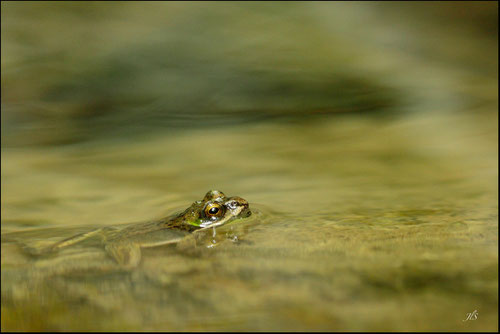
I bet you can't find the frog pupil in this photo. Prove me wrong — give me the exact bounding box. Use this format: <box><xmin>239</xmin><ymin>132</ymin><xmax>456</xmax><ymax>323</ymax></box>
<box><xmin>209</xmin><ymin>207</ymin><xmax>219</xmax><ymax>215</ymax></box>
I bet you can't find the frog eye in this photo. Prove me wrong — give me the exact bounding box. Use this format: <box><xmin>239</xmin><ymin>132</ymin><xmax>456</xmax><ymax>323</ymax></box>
<box><xmin>203</xmin><ymin>190</ymin><xmax>226</xmax><ymax>201</ymax></box>
<box><xmin>205</xmin><ymin>203</ymin><xmax>224</xmax><ymax>218</ymax></box>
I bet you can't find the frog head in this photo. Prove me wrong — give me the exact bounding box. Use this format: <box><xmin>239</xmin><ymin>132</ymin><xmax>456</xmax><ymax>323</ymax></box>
<box><xmin>181</xmin><ymin>190</ymin><xmax>251</xmax><ymax>230</ymax></box>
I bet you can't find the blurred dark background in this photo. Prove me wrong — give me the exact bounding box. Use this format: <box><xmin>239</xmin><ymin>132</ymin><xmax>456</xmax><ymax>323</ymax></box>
<box><xmin>2</xmin><ymin>1</ymin><xmax>497</xmax><ymax>146</ymax></box>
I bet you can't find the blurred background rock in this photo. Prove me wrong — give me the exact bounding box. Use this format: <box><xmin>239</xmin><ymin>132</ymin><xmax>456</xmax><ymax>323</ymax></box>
<box><xmin>2</xmin><ymin>1</ymin><xmax>496</xmax><ymax>146</ymax></box>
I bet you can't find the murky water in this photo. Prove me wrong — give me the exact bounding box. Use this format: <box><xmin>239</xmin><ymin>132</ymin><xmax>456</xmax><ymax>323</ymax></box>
<box><xmin>1</xmin><ymin>2</ymin><xmax>498</xmax><ymax>331</ymax></box>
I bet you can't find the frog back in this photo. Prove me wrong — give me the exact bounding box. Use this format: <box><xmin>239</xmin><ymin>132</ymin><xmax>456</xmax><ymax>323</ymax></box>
<box><xmin>104</xmin><ymin>220</ymin><xmax>190</xmax><ymax>247</ymax></box>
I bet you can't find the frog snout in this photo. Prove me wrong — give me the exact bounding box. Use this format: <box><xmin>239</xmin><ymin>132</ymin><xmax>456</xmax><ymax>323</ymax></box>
<box><xmin>233</xmin><ymin>197</ymin><xmax>249</xmax><ymax>208</ymax></box>
<box><xmin>239</xmin><ymin>199</ymin><xmax>251</xmax><ymax>217</ymax></box>
<box><xmin>229</xmin><ymin>196</ymin><xmax>251</xmax><ymax>216</ymax></box>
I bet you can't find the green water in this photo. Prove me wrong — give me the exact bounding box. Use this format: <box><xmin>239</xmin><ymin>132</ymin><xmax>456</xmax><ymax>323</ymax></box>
<box><xmin>1</xmin><ymin>2</ymin><xmax>498</xmax><ymax>331</ymax></box>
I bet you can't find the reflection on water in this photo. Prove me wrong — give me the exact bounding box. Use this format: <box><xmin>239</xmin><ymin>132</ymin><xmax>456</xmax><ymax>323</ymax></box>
<box><xmin>1</xmin><ymin>2</ymin><xmax>498</xmax><ymax>331</ymax></box>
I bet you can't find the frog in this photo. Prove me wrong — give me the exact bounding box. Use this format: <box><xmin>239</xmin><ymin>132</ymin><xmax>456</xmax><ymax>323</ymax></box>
<box><xmin>26</xmin><ymin>190</ymin><xmax>251</xmax><ymax>268</ymax></box>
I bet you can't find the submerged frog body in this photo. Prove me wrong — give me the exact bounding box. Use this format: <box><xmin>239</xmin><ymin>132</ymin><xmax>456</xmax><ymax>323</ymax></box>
<box><xmin>33</xmin><ymin>190</ymin><xmax>251</xmax><ymax>268</ymax></box>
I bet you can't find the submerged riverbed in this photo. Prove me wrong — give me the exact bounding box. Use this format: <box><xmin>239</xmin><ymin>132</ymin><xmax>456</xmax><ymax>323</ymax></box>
<box><xmin>1</xmin><ymin>2</ymin><xmax>498</xmax><ymax>331</ymax></box>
